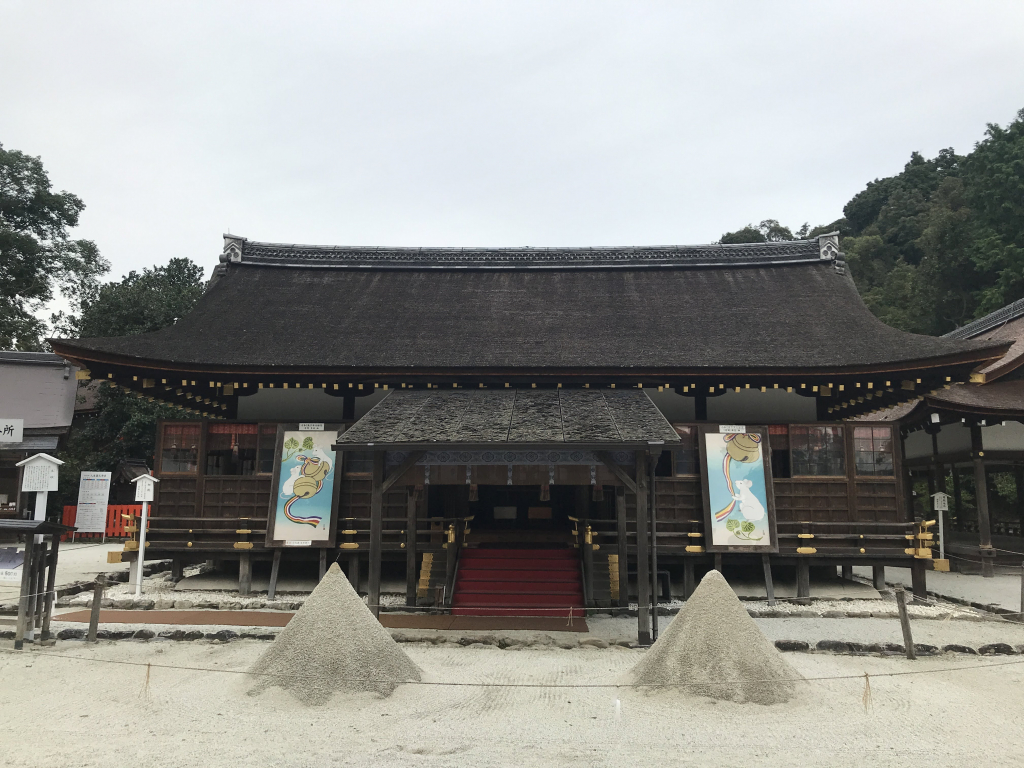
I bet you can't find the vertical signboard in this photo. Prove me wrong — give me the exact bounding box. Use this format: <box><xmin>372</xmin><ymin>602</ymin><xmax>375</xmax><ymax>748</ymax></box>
<box><xmin>699</xmin><ymin>425</ymin><xmax>778</xmax><ymax>552</ymax></box>
<box><xmin>265</xmin><ymin>424</ymin><xmax>341</xmax><ymax>547</ymax></box>
<box><xmin>74</xmin><ymin>472</ymin><xmax>112</xmax><ymax>534</ymax></box>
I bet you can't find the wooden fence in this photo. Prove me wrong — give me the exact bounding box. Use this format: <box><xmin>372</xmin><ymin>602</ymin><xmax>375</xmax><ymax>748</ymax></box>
<box><xmin>61</xmin><ymin>505</ymin><xmax>141</xmax><ymax>541</ymax></box>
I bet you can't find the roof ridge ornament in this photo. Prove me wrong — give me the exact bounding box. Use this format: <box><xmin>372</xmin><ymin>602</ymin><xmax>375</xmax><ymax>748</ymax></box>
<box><xmin>818</xmin><ymin>232</ymin><xmax>846</xmax><ymax>275</ymax></box>
<box><xmin>221</xmin><ymin>234</ymin><xmax>246</xmax><ymax>264</ymax></box>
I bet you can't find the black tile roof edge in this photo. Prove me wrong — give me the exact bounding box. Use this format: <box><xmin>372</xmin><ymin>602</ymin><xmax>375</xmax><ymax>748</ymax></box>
<box><xmin>220</xmin><ymin>234</ymin><xmax>837</xmax><ymax>270</ymax></box>
<box><xmin>944</xmin><ymin>297</ymin><xmax>1024</xmax><ymax>339</ymax></box>
<box><xmin>0</xmin><ymin>351</ymin><xmax>68</xmax><ymax>365</ymax></box>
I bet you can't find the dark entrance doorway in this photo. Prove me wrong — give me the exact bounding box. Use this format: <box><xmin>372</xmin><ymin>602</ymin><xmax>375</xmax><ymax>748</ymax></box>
<box><xmin>469</xmin><ymin>485</ymin><xmax>577</xmax><ymax>533</ymax></box>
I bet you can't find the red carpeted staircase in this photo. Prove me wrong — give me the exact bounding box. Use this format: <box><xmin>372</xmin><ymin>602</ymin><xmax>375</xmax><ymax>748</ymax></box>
<box><xmin>451</xmin><ymin>548</ymin><xmax>585</xmax><ymax>617</ymax></box>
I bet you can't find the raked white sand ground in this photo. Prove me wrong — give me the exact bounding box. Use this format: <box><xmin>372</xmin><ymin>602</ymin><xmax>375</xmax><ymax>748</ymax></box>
<box><xmin>1</xmin><ymin>640</ymin><xmax>1022</xmax><ymax>768</ymax></box>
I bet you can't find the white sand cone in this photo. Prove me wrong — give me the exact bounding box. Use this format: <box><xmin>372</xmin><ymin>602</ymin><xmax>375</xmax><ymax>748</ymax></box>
<box><xmin>249</xmin><ymin>562</ymin><xmax>421</xmax><ymax>704</ymax></box>
<box><xmin>626</xmin><ymin>569</ymin><xmax>799</xmax><ymax>704</ymax></box>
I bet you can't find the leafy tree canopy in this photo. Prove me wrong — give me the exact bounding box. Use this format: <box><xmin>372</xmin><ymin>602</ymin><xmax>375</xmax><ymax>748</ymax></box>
<box><xmin>56</xmin><ymin>258</ymin><xmax>206</xmax><ymax>502</ymax></box>
<box><xmin>719</xmin><ymin>107</ymin><xmax>1024</xmax><ymax>335</ymax></box>
<box><xmin>0</xmin><ymin>142</ymin><xmax>108</xmax><ymax>350</ymax></box>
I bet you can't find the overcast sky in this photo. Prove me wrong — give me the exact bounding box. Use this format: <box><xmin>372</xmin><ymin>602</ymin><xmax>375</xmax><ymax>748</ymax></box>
<box><xmin>3</xmin><ymin>1</ymin><xmax>1024</xmax><ymax>292</ymax></box>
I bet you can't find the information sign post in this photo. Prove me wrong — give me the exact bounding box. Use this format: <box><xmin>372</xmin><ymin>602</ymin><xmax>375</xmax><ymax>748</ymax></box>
<box><xmin>15</xmin><ymin>453</ymin><xmax>63</xmax><ymax>543</ymax></box>
<box><xmin>74</xmin><ymin>472</ymin><xmax>112</xmax><ymax>542</ymax></box>
<box><xmin>130</xmin><ymin>474</ymin><xmax>159</xmax><ymax>597</ymax></box>
<box><xmin>932</xmin><ymin>492</ymin><xmax>950</xmax><ymax>563</ymax></box>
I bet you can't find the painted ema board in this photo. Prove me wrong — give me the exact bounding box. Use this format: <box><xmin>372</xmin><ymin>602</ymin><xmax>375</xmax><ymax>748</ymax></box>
<box><xmin>700</xmin><ymin>428</ymin><xmax>777</xmax><ymax>552</ymax></box>
<box><xmin>270</xmin><ymin>430</ymin><xmax>337</xmax><ymax>543</ymax></box>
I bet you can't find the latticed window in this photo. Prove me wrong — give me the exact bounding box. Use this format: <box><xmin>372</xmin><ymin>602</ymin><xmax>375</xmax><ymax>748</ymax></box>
<box><xmin>790</xmin><ymin>425</ymin><xmax>846</xmax><ymax>476</ymax></box>
<box><xmin>205</xmin><ymin>423</ymin><xmax>259</xmax><ymax>476</ymax></box>
<box><xmin>160</xmin><ymin>423</ymin><xmax>200</xmax><ymax>474</ymax></box>
<box><xmin>258</xmin><ymin>424</ymin><xmax>278</xmax><ymax>474</ymax></box>
<box><xmin>853</xmin><ymin>426</ymin><xmax>894</xmax><ymax>476</ymax></box>
<box><xmin>672</xmin><ymin>425</ymin><xmax>698</xmax><ymax>476</ymax></box>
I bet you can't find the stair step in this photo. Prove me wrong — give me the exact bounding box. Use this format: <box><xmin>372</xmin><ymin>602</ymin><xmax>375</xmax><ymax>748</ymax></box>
<box><xmin>451</xmin><ymin>608</ymin><xmax>584</xmax><ymax>617</ymax></box>
<box><xmin>456</xmin><ymin>569</ymin><xmax>580</xmax><ymax>582</ymax></box>
<box><xmin>457</xmin><ymin>559</ymin><xmax>580</xmax><ymax>571</ymax></box>
<box><xmin>455</xmin><ymin>582</ymin><xmax>584</xmax><ymax>595</ymax></box>
<box><xmin>452</xmin><ymin>593</ymin><xmax>584</xmax><ymax>607</ymax></box>
<box><xmin>461</xmin><ymin>548</ymin><xmax>577</xmax><ymax>560</ymax></box>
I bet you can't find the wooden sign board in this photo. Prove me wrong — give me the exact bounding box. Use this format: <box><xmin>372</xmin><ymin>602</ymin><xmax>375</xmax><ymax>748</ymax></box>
<box><xmin>265</xmin><ymin>423</ymin><xmax>343</xmax><ymax>548</ymax></box>
<box><xmin>698</xmin><ymin>425</ymin><xmax>778</xmax><ymax>553</ymax></box>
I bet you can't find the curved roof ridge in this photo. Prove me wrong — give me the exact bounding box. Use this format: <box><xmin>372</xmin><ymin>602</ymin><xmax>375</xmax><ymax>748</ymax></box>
<box><xmin>220</xmin><ymin>234</ymin><xmax>832</xmax><ymax>270</ymax></box>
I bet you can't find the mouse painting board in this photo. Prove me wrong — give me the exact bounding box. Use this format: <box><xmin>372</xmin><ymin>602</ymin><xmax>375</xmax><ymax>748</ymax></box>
<box><xmin>698</xmin><ymin>425</ymin><xmax>778</xmax><ymax>553</ymax></box>
<box><xmin>265</xmin><ymin>423</ymin><xmax>343</xmax><ymax>547</ymax></box>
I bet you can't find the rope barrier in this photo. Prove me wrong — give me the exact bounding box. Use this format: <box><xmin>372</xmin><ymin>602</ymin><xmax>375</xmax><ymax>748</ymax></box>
<box><xmin>3</xmin><ymin>646</ymin><xmax>1024</xmax><ymax>689</ymax></box>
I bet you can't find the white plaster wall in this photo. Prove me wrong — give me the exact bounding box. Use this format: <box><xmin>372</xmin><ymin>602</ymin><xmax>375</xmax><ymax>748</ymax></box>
<box><xmin>983</xmin><ymin>420</ymin><xmax>1024</xmax><ymax>451</ymax></box>
<box><xmin>706</xmin><ymin>389</ymin><xmax>817</xmax><ymax>424</ymax></box>
<box><xmin>903</xmin><ymin>429</ymin><xmax>932</xmax><ymax>460</ymax></box>
<box><xmin>937</xmin><ymin>423</ymin><xmax>973</xmax><ymax>455</ymax></box>
<box><xmin>235</xmin><ymin>388</ymin><xmax>387</xmax><ymax>421</ymax></box>
<box><xmin>0</xmin><ymin>360</ymin><xmax>77</xmax><ymax>428</ymax></box>
<box><xmin>645</xmin><ymin>389</ymin><xmax>696</xmax><ymax>423</ymax></box>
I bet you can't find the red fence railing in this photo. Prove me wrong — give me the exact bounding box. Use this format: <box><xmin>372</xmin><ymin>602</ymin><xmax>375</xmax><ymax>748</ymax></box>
<box><xmin>61</xmin><ymin>505</ymin><xmax>142</xmax><ymax>541</ymax></box>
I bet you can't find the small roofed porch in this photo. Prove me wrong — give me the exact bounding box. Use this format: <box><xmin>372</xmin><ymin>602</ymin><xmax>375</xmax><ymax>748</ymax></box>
<box><xmin>335</xmin><ymin>387</ymin><xmax>679</xmax><ymax>643</ymax></box>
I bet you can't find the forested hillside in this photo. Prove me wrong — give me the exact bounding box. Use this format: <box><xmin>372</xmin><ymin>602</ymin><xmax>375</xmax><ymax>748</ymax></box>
<box><xmin>722</xmin><ymin>108</ymin><xmax>1024</xmax><ymax>336</ymax></box>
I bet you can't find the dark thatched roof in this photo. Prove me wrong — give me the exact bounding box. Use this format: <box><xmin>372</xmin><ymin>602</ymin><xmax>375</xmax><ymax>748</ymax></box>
<box><xmin>337</xmin><ymin>388</ymin><xmax>681</xmax><ymax>446</ymax></box>
<box><xmin>50</xmin><ymin>234</ymin><xmax>1006</xmax><ymax>376</ymax></box>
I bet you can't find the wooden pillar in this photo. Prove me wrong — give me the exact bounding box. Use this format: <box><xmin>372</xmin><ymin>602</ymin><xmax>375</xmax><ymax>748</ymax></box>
<box><xmin>238</xmin><ymin>552</ymin><xmax>252</xmax><ymax>596</ymax></box>
<box><xmin>318</xmin><ymin>548</ymin><xmax>327</xmax><ymax>581</ymax></box>
<box><xmin>406</xmin><ymin>489</ymin><xmax>418</xmax><ymax>606</ymax></box>
<box><xmin>40</xmin><ymin>535</ymin><xmax>60</xmax><ymax>641</ymax></box>
<box><xmin>762</xmin><ymin>554</ymin><xmax>775</xmax><ymax>606</ymax></box>
<box><xmin>952</xmin><ymin>466</ymin><xmax>963</xmax><ymax>526</ymax></box>
<box><xmin>342</xmin><ymin>395</ymin><xmax>356</xmax><ymax>421</ymax></box>
<box><xmin>683</xmin><ymin>559</ymin><xmax>695</xmax><ymax>600</ymax></box>
<box><xmin>615</xmin><ymin>487</ymin><xmax>629</xmax><ymax>607</ymax></box>
<box><xmin>911</xmin><ymin>559</ymin><xmax>927</xmax><ymax>603</ymax></box>
<box><xmin>796</xmin><ymin>559</ymin><xmax>810</xmax><ymax>604</ymax></box>
<box><xmin>841</xmin><ymin>565</ymin><xmax>853</xmax><ymax>582</ymax></box>
<box><xmin>14</xmin><ymin>537</ymin><xmax>35</xmax><ymax>649</ymax></box>
<box><xmin>583</xmin><ymin>524</ymin><xmax>595</xmax><ymax>607</ymax></box>
<box><xmin>347</xmin><ymin>552</ymin><xmax>361</xmax><ymax>594</ymax></box>
<box><xmin>694</xmin><ymin>394</ymin><xmax>708</xmax><ymax>421</ymax></box>
<box><xmin>267</xmin><ymin>549</ymin><xmax>282</xmax><ymax>599</ymax></box>
<box><xmin>1015</xmin><ymin>466</ymin><xmax>1024</xmax><ymax>540</ymax></box>
<box><xmin>171</xmin><ymin>558</ymin><xmax>183</xmax><ymax>580</ymax></box>
<box><xmin>970</xmin><ymin>423</ymin><xmax>995</xmax><ymax>578</ymax></box>
<box><xmin>649</xmin><ymin>450</ymin><xmax>660</xmax><ymax>640</ymax></box>
<box><xmin>634</xmin><ymin>452</ymin><xmax>651</xmax><ymax>645</ymax></box>
<box><xmin>368</xmin><ymin>451</ymin><xmax>384</xmax><ymax>617</ymax></box>
<box><xmin>30</xmin><ymin>540</ymin><xmax>45</xmax><ymax>632</ymax></box>
<box><xmin>872</xmin><ymin>565</ymin><xmax>886</xmax><ymax>591</ymax></box>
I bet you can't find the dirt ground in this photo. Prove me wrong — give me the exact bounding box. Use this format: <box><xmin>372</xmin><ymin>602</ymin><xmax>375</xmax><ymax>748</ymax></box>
<box><xmin>1</xmin><ymin>640</ymin><xmax>1022</xmax><ymax>767</ymax></box>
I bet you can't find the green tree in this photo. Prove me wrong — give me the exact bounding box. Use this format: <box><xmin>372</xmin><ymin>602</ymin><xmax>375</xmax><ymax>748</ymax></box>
<box><xmin>53</xmin><ymin>257</ymin><xmax>205</xmax><ymax>338</ymax></box>
<box><xmin>0</xmin><ymin>142</ymin><xmax>108</xmax><ymax>350</ymax></box>
<box><xmin>56</xmin><ymin>258</ymin><xmax>206</xmax><ymax>503</ymax></box>
<box><xmin>720</xmin><ymin>219</ymin><xmax>796</xmax><ymax>244</ymax></box>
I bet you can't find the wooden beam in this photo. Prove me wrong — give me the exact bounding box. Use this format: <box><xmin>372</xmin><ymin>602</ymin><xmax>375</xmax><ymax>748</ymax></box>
<box><xmin>382</xmin><ymin>451</ymin><xmax>425</xmax><ymax>495</ymax></box>
<box><xmin>368</xmin><ymin>451</ymin><xmax>384</xmax><ymax>617</ymax></box>
<box><xmin>14</xmin><ymin>538</ymin><xmax>35</xmax><ymax>650</ymax></box>
<box><xmin>597</xmin><ymin>451</ymin><xmax>637</xmax><ymax>495</ymax></box>
<box><xmin>40</xmin><ymin>535</ymin><xmax>60</xmax><ymax>641</ymax></box>
<box><xmin>615</xmin><ymin>487</ymin><xmax>629</xmax><ymax>608</ymax></box>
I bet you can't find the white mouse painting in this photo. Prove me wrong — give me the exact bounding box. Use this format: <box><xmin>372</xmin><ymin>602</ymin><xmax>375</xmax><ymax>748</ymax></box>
<box><xmin>731</xmin><ymin>478</ymin><xmax>765</xmax><ymax>521</ymax></box>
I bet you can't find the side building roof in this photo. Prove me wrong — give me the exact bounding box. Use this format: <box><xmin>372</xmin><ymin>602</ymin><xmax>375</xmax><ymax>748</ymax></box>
<box><xmin>944</xmin><ymin>298</ymin><xmax>1024</xmax><ymax>383</ymax></box>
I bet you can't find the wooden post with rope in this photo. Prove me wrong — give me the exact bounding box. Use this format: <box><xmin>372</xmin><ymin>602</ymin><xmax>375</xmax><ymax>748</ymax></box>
<box><xmin>895</xmin><ymin>586</ymin><xmax>916</xmax><ymax>660</ymax></box>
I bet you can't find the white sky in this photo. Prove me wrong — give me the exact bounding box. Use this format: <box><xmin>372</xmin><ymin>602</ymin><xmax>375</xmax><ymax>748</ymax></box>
<box><xmin>2</xmin><ymin>1</ymin><xmax>1024</xmax><ymax>294</ymax></box>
